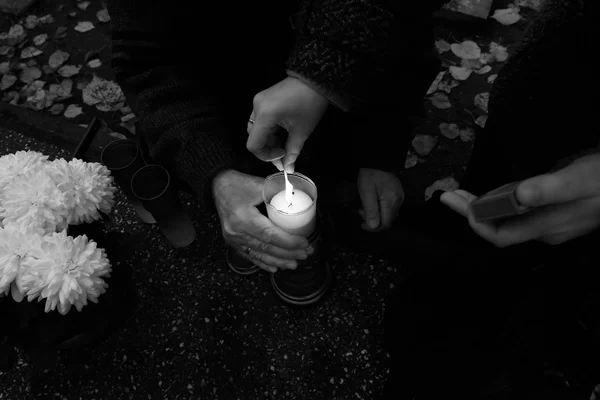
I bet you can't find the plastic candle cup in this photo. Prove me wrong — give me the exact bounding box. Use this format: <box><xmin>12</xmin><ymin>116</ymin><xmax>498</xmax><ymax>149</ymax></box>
<box><xmin>263</xmin><ymin>172</ymin><xmax>317</xmax><ymax>237</ymax></box>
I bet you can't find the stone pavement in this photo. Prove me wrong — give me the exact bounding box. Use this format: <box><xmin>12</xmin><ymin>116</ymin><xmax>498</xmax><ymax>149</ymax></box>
<box><xmin>0</xmin><ymin>125</ymin><xmax>401</xmax><ymax>400</ymax></box>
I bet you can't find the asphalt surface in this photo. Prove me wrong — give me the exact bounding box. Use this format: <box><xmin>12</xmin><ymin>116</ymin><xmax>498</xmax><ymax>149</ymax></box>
<box><xmin>0</xmin><ymin>126</ymin><xmax>400</xmax><ymax>400</ymax></box>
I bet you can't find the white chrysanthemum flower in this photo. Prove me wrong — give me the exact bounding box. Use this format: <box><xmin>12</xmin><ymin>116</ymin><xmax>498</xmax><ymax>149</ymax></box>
<box><xmin>0</xmin><ymin>225</ymin><xmax>45</xmax><ymax>298</ymax></box>
<box><xmin>0</xmin><ymin>169</ymin><xmax>69</xmax><ymax>235</ymax></box>
<box><xmin>48</xmin><ymin>158</ymin><xmax>115</xmax><ymax>225</ymax></box>
<box><xmin>0</xmin><ymin>150</ymin><xmax>49</xmax><ymax>193</ymax></box>
<box><xmin>17</xmin><ymin>230</ymin><xmax>112</xmax><ymax>315</ymax></box>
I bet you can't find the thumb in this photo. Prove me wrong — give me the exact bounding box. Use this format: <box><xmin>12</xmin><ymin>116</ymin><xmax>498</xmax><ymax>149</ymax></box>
<box><xmin>246</xmin><ymin>117</ymin><xmax>285</xmax><ymax>162</ymax></box>
<box><xmin>282</xmin><ymin>127</ymin><xmax>309</xmax><ymax>173</ymax></box>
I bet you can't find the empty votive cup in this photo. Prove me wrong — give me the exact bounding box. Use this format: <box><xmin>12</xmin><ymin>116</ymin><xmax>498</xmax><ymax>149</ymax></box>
<box><xmin>131</xmin><ymin>165</ymin><xmax>196</xmax><ymax>248</ymax></box>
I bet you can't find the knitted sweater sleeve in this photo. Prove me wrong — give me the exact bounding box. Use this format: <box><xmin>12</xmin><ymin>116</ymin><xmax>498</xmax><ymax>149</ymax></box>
<box><xmin>106</xmin><ymin>1</ymin><xmax>240</xmax><ymax>209</ymax></box>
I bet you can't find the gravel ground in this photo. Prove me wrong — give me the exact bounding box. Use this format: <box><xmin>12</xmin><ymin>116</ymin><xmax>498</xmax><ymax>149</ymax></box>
<box><xmin>0</xmin><ymin>126</ymin><xmax>400</xmax><ymax>400</ymax></box>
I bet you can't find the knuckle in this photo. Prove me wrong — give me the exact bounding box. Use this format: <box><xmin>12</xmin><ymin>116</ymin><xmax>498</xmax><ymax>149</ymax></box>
<box><xmin>252</xmin><ymin>92</ymin><xmax>266</xmax><ymax>110</ymax></box>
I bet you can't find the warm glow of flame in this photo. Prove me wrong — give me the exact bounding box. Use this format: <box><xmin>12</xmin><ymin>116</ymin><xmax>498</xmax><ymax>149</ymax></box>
<box><xmin>284</xmin><ymin>170</ymin><xmax>293</xmax><ymax>206</ymax></box>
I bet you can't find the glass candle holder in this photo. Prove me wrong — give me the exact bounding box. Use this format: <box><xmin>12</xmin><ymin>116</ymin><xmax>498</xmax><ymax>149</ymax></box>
<box><xmin>263</xmin><ymin>172</ymin><xmax>318</xmax><ymax>237</ymax></box>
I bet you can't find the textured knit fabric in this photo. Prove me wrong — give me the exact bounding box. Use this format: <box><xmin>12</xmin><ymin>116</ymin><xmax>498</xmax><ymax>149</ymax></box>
<box><xmin>106</xmin><ymin>0</ymin><xmax>445</xmax><ymax>208</ymax></box>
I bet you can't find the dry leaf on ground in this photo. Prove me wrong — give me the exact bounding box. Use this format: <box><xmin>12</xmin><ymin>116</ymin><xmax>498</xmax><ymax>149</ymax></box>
<box><xmin>24</xmin><ymin>15</ymin><xmax>38</xmax><ymax>29</ymax></box>
<box><xmin>33</xmin><ymin>34</ymin><xmax>48</xmax><ymax>46</ymax></box>
<box><xmin>0</xmin><ymin>46</ymin><xmax>12</xmax><ymax>56</ymax></box>
<box><xmin>451</xmin><ymin>40</ymin><xmax>481</xmax><ymax>60</ymax></box>
<box><xmin>489</xmin><ymin>42</ymin><xmax>509</xmax><ymax>62</ymax></box>
<box><xmin>121</xmin><ymin>113</ymin><xmax>136</xmax><ymax>123</ymax></box>
<box><xmin>38</xmin><ymin>15</ymin><xmax>54</xmax><ymax>24</ymax></box>
<box><xmin>20</xmin><ymin>47</ymin><xmax>42</xmax><ymax>59</ymax></box>
<box><xmin>424</xmin><ymin>177</ymin><xmax>460</xmax><ymax>201</ymax></box>
<box><xmin>475</xmin><ymin>114</ymin><xmax>488</xmax><ymax>128</ymax></box>
<box><xmin>109</xmin><ymin>132</ymin><xmax>127</xmax><ymax>140</ymax></box>
<box><xmin>0</xmin><ymin>74</ymin><xmax>17</xmax><ymax>90</ymax></box>
<box><xmin>19</xmin><ymin>67</ymin><xmax>42</xmax><ymax>83</ymax></box>
<box><xmin>491</xmin><ymin>8</ymin><xmax>521</xmax><ymax>25</ymax></box>
<box><xmin>54</xmin><ymin>26</ymin><xmax>68</xmax><ymax>41</ymax></box>
<box><xmin>474</xmin><ymin>92</ymin><xmax>490</xmax><ymax>112</ymax></box>
<box><xmin>48</xmin><ymin>103</ymin><xmax>65</xmax><ymax>115</ymax></box>
<box><xmin>82</xmin><ymin>75</ymin><xmax>126</xmax><ymax>111</ymax></box>
<box><xmin>404</xmin><ymin>153</ymin><xmax>421</xmax><ymax>169</ymax></box>
<box><xmin>439</xmin><ymin>122</ymin><xmax>460</xmax><ymax>139</ymax></box>
<box><xmin>449</xmin><ymin>66</ymin><xmax>472</xmax><ymax>81</ymax></box>
<box><xmin>87</xmin><ymin>59</ymin><xmax>102</xmax><ymax>68</ymax></box>
<box><xmin>49</xmin><ymin>79</ymin><xmax>73</xmax><ymax>100</ymax></box>
<box><xmin>77</xmin><ymin>1</ymin><xmax>91</xmax><ymax>10</ymax></box>
<box><xmin>58</xmin><ymin>65</ymin><xmax>81</xmax><ymax>77</ymax></box>
<box><xmin>487</xmin><ymin>74</ymin><xmax>498</xmax><ymax>84</ymax></box>
<box><xmin>412</xmin><ymin>134</ymin><xmax>438</xmax><ymax>156</ymax></box>
<box><xmin>438</xmin><ymin>79</ymin><xmax>460</xmax><ymax>94</ymax></box>
<box><xmin>459</xmin><ymin>127</ymin><xmax>476</xmax><ymax>142</ymax></box>
<box><xmin>96</xmin><ymin>9</ymin><xmax>111</xmax><ymax>22</ymax></box>
<box><xmin>119</xmin><ymin>106</ymin><xmax>132</xmax><ymax>114</ymax></box>
<box><xmin>430</xmin><ymin>92</ymin><xmax>452</xmax><ymax>109</ymax></box>
<box><xmin>461</xmin><ymin>58</ymin><xmax>486</xmax><ymax>70</ymax></box>
<box><xmin>74</xmin><ymin>21</ymin><xmax>95</xmax><ymax>33</ymax></box>
<box><xmin>435</xmin><ymin>39</ymin><xmax>451</xmax><ymax>53</ymax></box>
<box><xmin>427</xmin><ymin>71</ymin><xmax>446</xmax><ymax>95</ymax></box>
<box><xmin>48</xmin><ymin>50</ymin><xmax>70</xmax><ymax>69</ymax></box>
<box><xmin>0</xmin><ymin>61</ymin><xmax>10</xmax><ymax>74</ymax></box>
<box><xmin>64</xmin><ymin>104</ymin><xmax>83</xmax><ymax>118</ymax></box>
<box><xmin>6</xmin><ymin>25</ymin><xmax>26</xmax><ymax>46</ymax></box>
<box><xmin>516</xmin><ymin>0</ymin><xmax>542</xmax><ymax>10</ymax></box>
<box><xmin>475</xmin><ymin>65</ymin><xmax>492</xmax><ymax>75</ymax></box>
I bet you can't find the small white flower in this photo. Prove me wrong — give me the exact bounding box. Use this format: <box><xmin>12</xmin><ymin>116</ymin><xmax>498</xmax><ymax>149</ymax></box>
<box><xmin>0</xmin><ymin>169</ymin><xmax>69</xmax><ymax>235</ymax></box>
<box><xmin>0</xmin><ymin>225</ymin><xmax>45</xmax><ymax>297</ymax></box>
<box><xmin>0</xmin><ymin>150</ymin><xmax>48</xmax><ymax>193</ymax></box>
<box><xmin>48</xmin><ymin>158</ymin><xmax>115</xmax><ymax>224</ymax></box>
<box><xmin>19</xmin><ymin>230</ymin><xmax>112</xmax><ymax>315</ymax></box>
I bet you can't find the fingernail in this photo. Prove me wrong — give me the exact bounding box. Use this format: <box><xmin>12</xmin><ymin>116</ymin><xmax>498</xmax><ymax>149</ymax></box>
<box><xmin>287</xmin><ymin>262</ymin><xmax>297</xmax><ymax>269</ymax></box>
<box><xmin>307</xmin><ymin>246</ymin><xmax>315</xmax><ymax>255</ymax></box>
<box><xmin>368</xmin><ymin>219</ymin><xmax>379</xmax><ymax>229</ymax></box>
<box><xmin>270</xmin><ymin>268</ymin><xmax>277</xmax><ymax>273</ymax></box>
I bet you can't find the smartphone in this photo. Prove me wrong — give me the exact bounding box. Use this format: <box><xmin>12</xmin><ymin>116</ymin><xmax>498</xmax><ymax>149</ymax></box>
<box><xmin>469</xmin><ymin>180</ymin><xmax>533</xmax><ymax>222</ymax></box>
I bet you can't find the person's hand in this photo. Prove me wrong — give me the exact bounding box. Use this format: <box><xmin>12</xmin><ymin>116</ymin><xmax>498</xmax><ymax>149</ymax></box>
<box><xmin>212</xmin><ymin>169</ymin><xmax>312</xmax><ymax>272</ymax></box>
<box><xmin>246</xmin><ymin>76</ymin><xmax>329</xmax><ymax>173</ymax></box>
<box><xmin>440</xmin><ymin>152</ymin><xmax>600</xmax><ymax>247</ymax></box>
<box><xmin>357</xmin><ymin>168</ymin><xmax>404</xmax><ymax>232</ymax></box>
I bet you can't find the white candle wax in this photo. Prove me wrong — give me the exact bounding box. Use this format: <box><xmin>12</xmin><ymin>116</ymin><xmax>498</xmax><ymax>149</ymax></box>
<box><xmin>268</xmin><ymin>189</ymin><xmax>316</xmax><ymax>236</ymax></box>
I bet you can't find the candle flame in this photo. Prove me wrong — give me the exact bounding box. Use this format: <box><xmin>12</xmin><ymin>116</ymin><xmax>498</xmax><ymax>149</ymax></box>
<box><xmin>284</xmin><ymin>170</ymin><xmax>293</xmax><ymax>207</ymax></box>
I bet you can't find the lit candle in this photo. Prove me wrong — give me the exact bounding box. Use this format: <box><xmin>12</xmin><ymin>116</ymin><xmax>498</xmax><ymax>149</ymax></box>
<box><xmin>267</xmin><ymin>172</ymin><xmax>316</xmax><ymax>236</ymax></box>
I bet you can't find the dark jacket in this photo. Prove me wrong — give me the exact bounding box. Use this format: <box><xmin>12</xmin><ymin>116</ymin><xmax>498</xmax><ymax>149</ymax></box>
<box><xmin>106</xmin><ymin>0</ymin><xmax>445</xmax><ymax>207</ymax></box>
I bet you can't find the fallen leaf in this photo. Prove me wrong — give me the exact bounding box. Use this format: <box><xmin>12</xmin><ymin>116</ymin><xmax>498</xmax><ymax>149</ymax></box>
<box><xmin>487</xmin><ymin>74</ymin><xmax>498</xmax><ymax>84</ymax></box>
<box><xmin>48</xmin><ymin>103</ymin><xmax>65</xmax><ymax>115</ymax></box>
<box><xmin>121</xmin><ymin>113</ymin><xmax>136</xmax><ymax>123</ymax></box>
<box><xmin>96</xmin><ymin>9</ymin><xmax>111</xmax><ymax>22</ymax></box>
<box><xmin>435</xmin><ymin>39</ymin><xmax>451</xmax><ymax>53</ymax></box>
<box><xmin>54</xmin><ymin>26</ymin><xmax>68</xmax><ymax>41</ymax></box>
<box><xmin>491</xmin><ymin>8</ymin><xmax>521</xmax><ymax>25</ymax></box>
<box><xmin>450</xmin><ymin>40</ymin><xmax>481</xmax><ymax>60</ymax></box>
<box><xmin>38</xmin><ymin>15</ymin><xmax>54</xmax><ymax>24</ymax></box>
<box><xmin>424</xmin><ymin>177</ymin><xmax>460</xmax><ymax>201</ymax></box>
<box><xmin>0</xmin><ymin>61</ymin><xmax>10</xmax><ymax>74</ymax></box>
<box><xmin>109</xmin><ymin>131</ymin><xmax>127</xmax><ymax>140</ymax></box>
<box><xmin>48</xmin><ymin>50</ymin><xmax>70</xmax><ymax>69</ymax></box>
<box><xmin>404</xmin><ymin>153</ymin><xmax>421</xmax><ymax>169</ymax></box>
<box><xmin>489</xmin><ymin>42</ymin><xmax>509</xmax><ymax>62</ymax></box>
<box><xmin>33</xmin><ymin>33</ymin><xmax>48</xmax><ymax>46</ymax></box>
<box><xmin>77</xmin><ymin>1</ymin><xmax>91</xmax><ymax>10</ymax></box>
<box><xmin>438</xmin><ymin>79</ymin><xmax>460</xmax><ymax>94</ymax></box>
<box><xmin>0</xmin><ymin>74</ymin><xmax>17</xmax><ymax>90</ymax></box>
<box><xmin>475</xmin><ymin>65</ymin><xmax>493</xmax><ymax>75</ymax></box>
<box><xmin>461</xmin><ymin>58</ymin><xmax>485</xmax><ymax>70</ymax></box>
<box><xmin>480</xmin><ymin>53</ymin><xmax>496</xmax><ymax>64</ymax></box>
<box><xmin>58</xmin><ymin>64</ymin><xmax>81</xmax><ymax>77</ymax></box>
<box><xmin>64</xmin><ymin>104</ymin><xmax>83</xmax><ymax>118</ymax></box>
<box><xmin>87</xmin><ymin>59</ymin><xmax>102</xmax><ymax>68</ymax></box>
<box><xmin>20</xmin><ymin>46</ymin><xmax>42</xmax><ymax>59</ymax></box>
<box><xmin>475</xmin><ymin>114</ymin><xmax>488</xmax><ymax>128</ymax></box>
<box><xmin>430</xmin><ymin>92</ymin><xmax>452</xmax><ymax>109</ymax></box>
<box><xmin>439</xmin><ymin>122</ymin><xmax>460</xmax><ymax>139</ymax></box>
<box><xmin>459</xmin><ymin>127</ymin><xmax>476</xmax><ymax>142</ymax></box>
<box><xmin>42</xmin><ymin>65</ymin><xmax>54</xmax><ymax>74</ymax></box>
<box><xmin>75</xmin><ymin>21</ymin><xmax>95</xmax><ymax>33</ymax></box>
<box><xmin>25</xmin><ymin>59</ymin><xmax>37</xmax><ymax>67</ymax></box>
<box><xmin>24</xmin><ymin>15</ymin><xmax>38</xmax><ymax>29</ymax></box>
<box><xmin>25</xmin><ymin>88</ymin><xmax>52</xmax><ymax>110</ymax></box>
<box><xmin>412</xmin><ymin>134</ymin><xmax>438</xmax><ymax>156</ymax></box>
<box><xmin>449</xmin><ymin>66</ymin><xmax>472</xmax><ymax>81</ymax></box>
<box><xmin>6</xmin><ymin>25</ymin><xmax>26</xmax><ymax>46</ymax></box>
<box><xmin>82</xmin><ymin>75</ymin><xmax>126</xmax><ymax>111</ymax></box>
<box><xmin>14</xmin><ymin>62</ymin><xmax>27</xmax><ymax>71</ymax></box>
<box><xmin>474</xmin><ymin>92</ymin><xmax>490</xmax><ymax>112</ymax></box>
<box><xmin>19</xmin><ymin>67</ymin><xmax>41</xmax><ymax>83</ymax></box>
<box><xmin>0</xmin><ymin>46</ymin><xmax>12</xmax><ymax>56</ymax></box>
<box><xmin>49</xmin><ymin>79</ymin><xmax>73</xmax><ymax>100</ymax></box>
<box><xmin>68</xmin><ymin>11</ymin><xmax>77</xmax><ymax>17</ymax></box>
<box><xmin>516</xmin><ymin>0</ymin><xmax>542</xmax><ymax>10</ymax></box>
<box><xmin>2</xmin><ymin>91</ymin><xmax>18</xmax><ymax>103</ymax></box>
<box><xmin>426</xmin><ymin>71</ymin><xmax>446</xmax><ymax>95</ymax></box>
<box><xmin>119</xmin><ymin>106</ymin><xmax>132</xmax><ymax>114</ymax></box>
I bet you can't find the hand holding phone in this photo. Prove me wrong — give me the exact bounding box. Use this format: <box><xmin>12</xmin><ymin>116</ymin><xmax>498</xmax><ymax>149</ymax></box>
<box><xmin>469</xmin><ymin>181</ymin><xmax>533</xmax><ymax>223</ymax></box>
